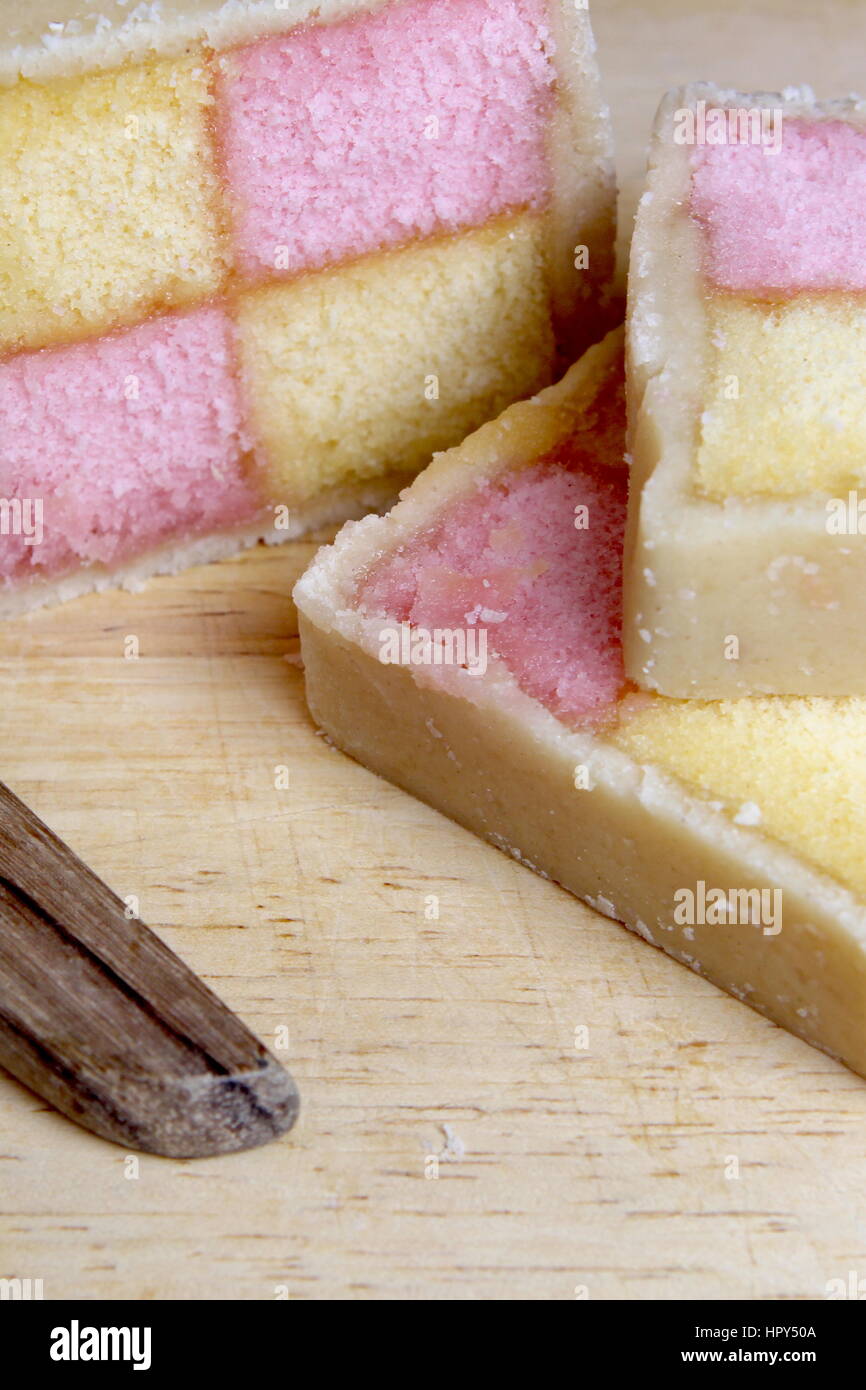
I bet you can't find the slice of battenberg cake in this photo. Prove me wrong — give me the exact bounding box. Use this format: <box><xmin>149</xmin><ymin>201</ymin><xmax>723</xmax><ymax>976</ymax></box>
<box><xmin>296</xmin><ymin>327</ymin><xmax>866</xmax><ymax>1080</ymax></box>
<box><xmin>626</xmin><ymin>83</ymin><xmax>866</xmax><ymax>698</ymax></box>
<box><xmin>0</xmin><ymin>0</ymin><xmax>616</xmax><ymax>617</ymax></box>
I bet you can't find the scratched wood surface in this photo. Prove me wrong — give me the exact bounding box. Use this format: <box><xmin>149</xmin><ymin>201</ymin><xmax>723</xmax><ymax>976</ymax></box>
<box><xmin>3</xmin><ymin>0</ymin><xmax>866</xmax><ymax>1301</ymax></box>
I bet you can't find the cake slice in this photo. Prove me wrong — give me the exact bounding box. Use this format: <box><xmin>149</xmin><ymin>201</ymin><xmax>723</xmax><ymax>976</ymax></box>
<box><xmin>625</xmin><ymin>83</ymin><xmax>866</xmax><ymax>697</ymax></box>
<box><xmin>0</xmin><ymin>0</ymin><xmax>615</xmax><ymax>617</ymax></box>
<box><xmin>295</xmin><ymin>328</ymin><xmax>866</xmax><ymax>1081</ymax></box>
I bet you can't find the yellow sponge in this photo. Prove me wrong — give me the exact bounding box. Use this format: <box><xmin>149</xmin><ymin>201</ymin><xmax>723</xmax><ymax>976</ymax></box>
<box><xmin>613</xmin><ymin>695</ymin><xmax>866</xmax><ymax>899</ymax></box>
<box><xmin>696</xmin><ymin>297</ymin><xmax>866</xmax><ymax>498</ymax></box>
<box><xmin>0</xmin><ymin>54</ymin><xmax>228</xmax><ymax>352</ymax></box>
<box><xmin>235</xmin><ymin>214</ymin><xmax>556</xmax><ymax>505</ymax></box>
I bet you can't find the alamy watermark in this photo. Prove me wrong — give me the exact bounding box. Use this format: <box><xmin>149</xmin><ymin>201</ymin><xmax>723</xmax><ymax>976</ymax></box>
<box><xmin>674</xmin><ymin>880</ymin><xmax>782</xmax><ymax>935</ymax></box>
<box><xmin>0</xmin><ymin>497</ymin><xmax>43</xmax><ymax>546</ymax></box>
<box><xmin>826</xmin><ymin>491</ymin><xmax>866</xmax><ymax>534</ymax></box>
<box><xmin>0</xmin><ymin>1277</ymin><xmax>43</xmax><ymax>1300</ymax></box>
<box><xmin>379</xmin><ymin>620</ymin><xmax>488</xmax><ymax>677</ymax></box>
<box><xmin>50</xmin><ymin>1321</ymin><xmax>151</xmax><ymax>1370</ymax></box>
<box><xmin>673</xmin><ymin>100</ymin><xmax>783</xmax><ymax>153</ymax></box>
<box><xmin>826</xmin><ymin>1270</ymin><xmax>866</xmax><ymax>1300</ymax></box>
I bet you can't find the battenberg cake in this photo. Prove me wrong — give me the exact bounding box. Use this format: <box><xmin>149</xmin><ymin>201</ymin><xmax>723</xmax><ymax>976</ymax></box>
<box><xmin>296</xmin><ymin>328</ymin><xmax>866</xmax><ymax>1081</ymax></box>
<box><xmin>0</xmin><ymin>0</ymin><xmax>616</xmax><ymax>616</ymax></box>
<box><xmin>625</xmin><ymin>83</ymin><xmax>866</xmax><ymax>697</ymax></box>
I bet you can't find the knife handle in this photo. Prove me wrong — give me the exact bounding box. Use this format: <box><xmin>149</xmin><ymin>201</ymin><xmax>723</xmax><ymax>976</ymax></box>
<box><xmin>0</xmin><ymin>781</ymin><xmax>299</xmax><ymax>1157</ymax></box>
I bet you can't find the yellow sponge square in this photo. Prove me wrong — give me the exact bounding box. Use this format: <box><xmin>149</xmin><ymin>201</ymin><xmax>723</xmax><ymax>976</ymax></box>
<box><xmin>696</xmin><ymin>297</ymin><xmax>866</xmax><ymax>498</ymax></box>
<box><xmin>614</xmin><ymin>695</ymin><xmax>866</xmax><ymax>900</ymax></box>
<box><xmin>0</xmin><ymin>54</ymin><xmax>229</xmax><ymax>352</ymax></box>
<box><xmin>235</xmin><ymin>214</ymin><xmax>556</xmax><ymax>505</ymax></box>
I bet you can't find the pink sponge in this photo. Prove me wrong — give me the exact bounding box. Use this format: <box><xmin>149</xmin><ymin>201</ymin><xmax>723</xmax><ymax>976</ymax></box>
<box><xmin>0</xmin><ymin>306</ymin><xmax>259</xmax><ymax>585</ymax></box>
<box><xmin>216</xmin><ymin>0</ymin><xmax>555</xmax><ymax>278</ymax></box>
<box><xmin>691</xmin><ymin>118</ymin><xmax>866</xmax><ymax>293</ymax></box>
<box><xmin>357</xmin><ymin>416</ymin><xmax>628</xmax><ymax>727</ymax></box>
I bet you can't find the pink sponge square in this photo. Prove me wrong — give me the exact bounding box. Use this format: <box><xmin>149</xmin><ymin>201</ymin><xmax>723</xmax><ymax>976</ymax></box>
<box><xmin>691</xmin><ymin>118</ymin><xmax>866</xmax><ymax>294</ymax></box>
<box><xmin>357</xmin><ymin>378</ymin><xmax>628</xmax><ymax>729</ymax></box>
<box><xmin>216</xmin><ymin>0</ymin><xmax>555</xmax><ymax>278</ymax></box>
<box><xmin>0</xmin><ymin>306</ymin><xmax>259</xmax><ymax>584</ymax></box>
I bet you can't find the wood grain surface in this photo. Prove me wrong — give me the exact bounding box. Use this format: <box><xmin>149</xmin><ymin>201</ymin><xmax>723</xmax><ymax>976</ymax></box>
<box><xmin>2</xmin><ymin>0</ymin><xmax>866</xmax><ymax>1301</ymax></box>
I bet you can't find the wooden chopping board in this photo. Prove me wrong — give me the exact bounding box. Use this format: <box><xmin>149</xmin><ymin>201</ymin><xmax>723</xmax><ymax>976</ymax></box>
<box><xmin>2</xmin><ymin>0</ymin><xmax>866</xmax><ymax>1302</ymax></box>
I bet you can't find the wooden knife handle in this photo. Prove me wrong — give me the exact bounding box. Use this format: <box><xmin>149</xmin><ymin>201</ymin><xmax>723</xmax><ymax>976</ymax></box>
<box><xmin>0</xmin><ymin>781</ymin><xmax>299</xmax><ymax>1157</ymax></box>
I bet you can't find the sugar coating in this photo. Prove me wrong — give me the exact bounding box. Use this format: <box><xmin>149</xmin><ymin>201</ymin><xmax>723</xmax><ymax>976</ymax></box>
<box><xmin>356</xmin><ymin>375</ymin><xmax>627</xmax><ymax>726</ymax></box>
<box><xmin>237</xmin><ymin>214</ymin><xmax>555</xmax><ymax>504</ymax></box>
<box><xmin>696</xmin><ymin>297</ymin><xmax>866</xmax><ymax>498</ymax></box>
<box><xmin>0</xmin><ymin>306</ymin><xmax>259</xmax><ymax>584</ymax></box>
<box><xmin>0</xmin><ymin>53</ymin><xmax>228</xmax><ymax>354</ymax></box>
<box><xmin>216</xmin><ymin>0</ymin><xmax>554</xmax><ymax>278</ymax></box>
<box><xmin>691</xmin><ymin>119</ymin><xmax>866</xmax><ymax>294</ymax></box>
<box><xmin>614</xmin><ymin>696</ymin><xmax>866</xmax><ymax>900</ymax></box>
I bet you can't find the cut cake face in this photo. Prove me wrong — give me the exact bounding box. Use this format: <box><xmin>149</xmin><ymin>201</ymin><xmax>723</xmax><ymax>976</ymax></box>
<box><xmin>625</xmin><ymin>83</ymin><xmax>866</xmax><ymax>697</ymax></box>
<box><xmin>0</xmin><ymin>0</ymin><xmax>616</xmax><ymax>615</ymax></box>
<box><xmin>295</xmin><ymin>328</ymin><xmax>866</xmax><ymax>1082</ymax></box>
